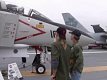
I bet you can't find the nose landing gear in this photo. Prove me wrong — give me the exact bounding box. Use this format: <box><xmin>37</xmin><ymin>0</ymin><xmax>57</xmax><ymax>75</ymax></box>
<box><xmin>31</xmin><ymin>46</ymin><xmax>46</xmax><ymax>74</ymax></box>
<box><xmin>35</xmin><ymin>64</ymin><xmax>46</xmax><ymax>74</ymax></box>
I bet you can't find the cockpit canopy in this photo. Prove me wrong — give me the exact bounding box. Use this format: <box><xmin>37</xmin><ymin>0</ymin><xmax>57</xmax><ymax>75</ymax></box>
<box><xmin>0</xmin><ymin>1</ymin><xmax>52</xmax><ymax>22</ymax></box>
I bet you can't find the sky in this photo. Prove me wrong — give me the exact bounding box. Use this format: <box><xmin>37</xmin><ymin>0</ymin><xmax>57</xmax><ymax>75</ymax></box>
<box><xmin>4</xmin><ymin>0</ymin><xmax>107</xmax><ymax>32</ymax></box>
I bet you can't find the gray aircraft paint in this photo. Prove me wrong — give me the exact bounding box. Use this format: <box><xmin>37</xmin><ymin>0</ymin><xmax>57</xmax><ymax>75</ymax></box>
<box><xmin>62</xmin><ymin>13</ymin><xmax>107</xmax><ymax>44</ymax></box>
<box><xmin>62</xmin><ymin>13</ymin><xmax>89</xmax><ymax>33</ymax></box>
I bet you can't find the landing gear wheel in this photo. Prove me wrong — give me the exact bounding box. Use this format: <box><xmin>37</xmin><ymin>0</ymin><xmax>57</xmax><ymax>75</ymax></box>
<box><xmin>36</xmin><ymin>64</ymin><xmax>46</xmax><ymax>74</ymax></box>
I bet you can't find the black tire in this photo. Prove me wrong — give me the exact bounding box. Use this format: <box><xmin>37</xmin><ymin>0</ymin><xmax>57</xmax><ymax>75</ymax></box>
<box><xmin>36</xmin><ymin>64</ymin><xmax>46</xmax><ymax>74</ymax></box>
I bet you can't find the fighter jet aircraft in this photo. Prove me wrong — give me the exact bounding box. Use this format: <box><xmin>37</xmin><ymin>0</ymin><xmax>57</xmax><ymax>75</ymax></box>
<box><xmin>0</xmin><ymin>1</ymin><xmax>95</xmax><ymax>74</ymax></box>
<box><xmin>90</xmin><ymin>24</ymin><xmax>107</xmax><ymax>48</ymax></box>
<box><xmin>62</xmin><ymin>13</ymin><xmax>107</xmax><ymax>49</ymax></box>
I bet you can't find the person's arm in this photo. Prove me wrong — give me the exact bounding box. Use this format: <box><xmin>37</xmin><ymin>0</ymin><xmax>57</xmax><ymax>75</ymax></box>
<box><xmin>72</xmin><ymin>46</ymin><xmax>83</xmax><ymax>70</ymax></box>
<box><xmin>51</xmin><ymin>43</ymin><xmax>59</xmax><ymax>79</ymax></box>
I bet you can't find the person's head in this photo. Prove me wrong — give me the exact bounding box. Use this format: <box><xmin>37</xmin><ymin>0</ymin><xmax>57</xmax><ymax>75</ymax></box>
<box><xmin>70</xmin><ymin>30</ymin><xmax>81</xmax><ymax>44</ymax></box>
<box><xmin>55</xmin><ymin>27</ymin><xmax>66</xmax><ymax>41</ymax></box>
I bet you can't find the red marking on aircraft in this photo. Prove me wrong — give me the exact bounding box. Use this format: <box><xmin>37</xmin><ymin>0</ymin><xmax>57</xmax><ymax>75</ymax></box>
<box><xmin>15</xmin><ymin>20</ymin><xmax>46</xmax><ymax>41</ymax></box>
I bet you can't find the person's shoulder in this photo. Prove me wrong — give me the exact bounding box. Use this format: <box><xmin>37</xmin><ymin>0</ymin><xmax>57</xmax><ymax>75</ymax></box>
<box><xmin>74</xmin><ymin>44</ymin><xmax>82</xmax><ymax>50</ymax></box>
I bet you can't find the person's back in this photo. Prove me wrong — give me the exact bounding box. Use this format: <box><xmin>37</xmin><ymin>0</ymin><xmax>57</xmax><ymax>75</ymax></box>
<box><xmin>51</xmin><ymin>27</ymin><xmax>71</xmax><ymax>80</ymax></box>
<box><xmin>51</xmin><ymin>41</ymin><xmax>71</xmax><ymax>80</ymax></box>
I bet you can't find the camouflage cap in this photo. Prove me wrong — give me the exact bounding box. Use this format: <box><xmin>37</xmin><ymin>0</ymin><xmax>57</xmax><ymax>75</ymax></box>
<box><xmin>70</xmin><ymin>29</ymin><xmax>81</xmax><ymax>38</ymax></box>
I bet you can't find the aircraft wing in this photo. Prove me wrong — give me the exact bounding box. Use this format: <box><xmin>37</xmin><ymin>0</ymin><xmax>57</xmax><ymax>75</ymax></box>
<box><xmin>30</xmin><ymin>13</ymin><xmax>93</xmax><ymax>39</ymax></box>
<box><xmin>27</xmin><ymin>11</ymin><xmax>93</xmax><ymax>39</ymax></box>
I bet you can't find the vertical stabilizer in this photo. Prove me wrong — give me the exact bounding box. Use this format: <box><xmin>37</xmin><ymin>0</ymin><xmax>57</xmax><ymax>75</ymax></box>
<box><xmin>91</xmin><ymin>25</ymin><xmax>105</xmax><ymax>33</ymax></box>
<box><xmin>62</xmin><ymin>13</ymin><xmax>89</xmax><ymax>33</ymax></box>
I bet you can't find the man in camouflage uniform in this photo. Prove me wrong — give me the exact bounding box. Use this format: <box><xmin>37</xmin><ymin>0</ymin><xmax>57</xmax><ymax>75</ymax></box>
<box><xmin>69</xmin><ymin>30</ymin><xmax>84</xmax><ymax>80</ymax></box>
<box><xmin>51</xmin><ymin>27</ymin><xmax>71</xmax><ymax>80</ymax></box>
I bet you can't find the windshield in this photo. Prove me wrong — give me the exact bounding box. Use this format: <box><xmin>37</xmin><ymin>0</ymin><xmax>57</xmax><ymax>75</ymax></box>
<box><xmin>28</xmin><ymin>9</ymin><xmax>52</xmax><ymax>22</ymax></box>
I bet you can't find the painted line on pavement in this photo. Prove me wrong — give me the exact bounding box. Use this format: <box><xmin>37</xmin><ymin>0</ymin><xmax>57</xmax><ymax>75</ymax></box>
<box><xmin>21</xmin><ymin>66</ymin><xmax>107</xmax><ymax>77</ymax></box>
<box><xmin>83</xmin><ymin>66</ymin><xmax>107</xmax><ymax>73</ymax></box>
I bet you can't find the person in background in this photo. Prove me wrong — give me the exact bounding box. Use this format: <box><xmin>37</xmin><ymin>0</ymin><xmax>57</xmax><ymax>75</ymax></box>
<box><xmin>69</xmin><ymin>30</ymin><xmax>84</xmax><ymax>80</ymax></box>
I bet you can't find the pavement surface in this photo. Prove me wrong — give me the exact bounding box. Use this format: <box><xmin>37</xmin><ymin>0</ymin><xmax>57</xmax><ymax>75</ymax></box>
<box><xmin>1</xmin><ymin>49</ymin><xmax>107</xmax><ymax>80</ymax></box>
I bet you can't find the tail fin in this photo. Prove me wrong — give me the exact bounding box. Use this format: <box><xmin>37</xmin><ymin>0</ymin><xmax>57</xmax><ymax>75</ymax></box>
<box><xmin>91</xmin><ymin>25</ymin><xmax>105</xmax><ymax>33</ymax></box>
<box><xmin>62</xmin><ymin>13</ymin><xmax>89</xmax><ymax>33</ymax></box>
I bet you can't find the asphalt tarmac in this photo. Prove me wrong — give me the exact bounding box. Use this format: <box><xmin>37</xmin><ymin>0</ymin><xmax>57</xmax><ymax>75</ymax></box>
<box><xmin>1</xmin><ymin>49</ymin><xmax>107</xmax><ymax>80</ymax></box>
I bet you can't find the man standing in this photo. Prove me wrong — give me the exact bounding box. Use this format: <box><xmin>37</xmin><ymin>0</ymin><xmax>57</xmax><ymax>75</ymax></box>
<box><xmin>70</xmin><ymin>30</ymin><xmax>84</xmax><ymax>80</ymax></box>
<box><xmin>51</xmin><ymin>27</ymin><xmax>71</xmax><ymax>80</ymax></box>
